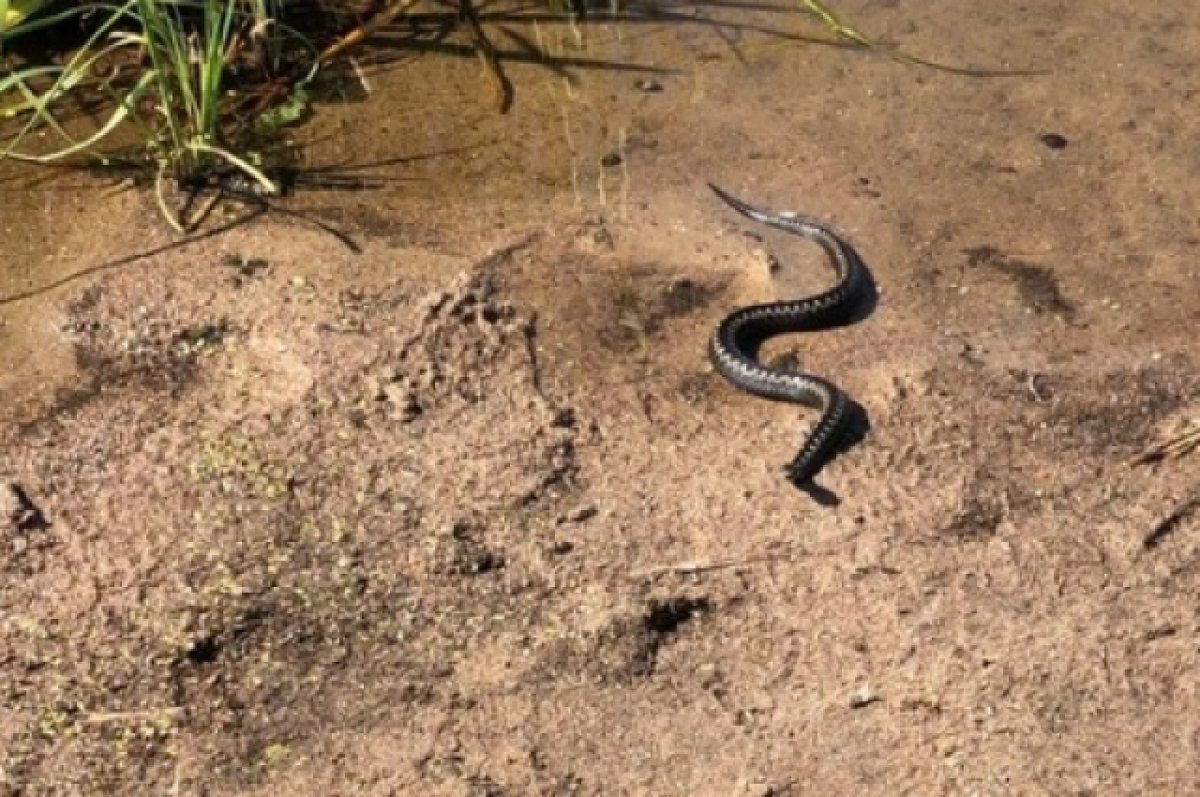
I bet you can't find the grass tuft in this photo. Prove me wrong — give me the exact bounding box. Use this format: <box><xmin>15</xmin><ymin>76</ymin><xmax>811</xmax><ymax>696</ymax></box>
<box><xmin>1</xmin><ymin>1</ymin><xmax>312</xmax><ymax>229</ymax></box>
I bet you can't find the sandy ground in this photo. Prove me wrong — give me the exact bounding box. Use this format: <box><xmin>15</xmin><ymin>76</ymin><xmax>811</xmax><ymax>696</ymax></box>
<box><xmin>2</xmin><ymin>1</ymin><xmax>1199</xmax><ymax>794</ymax></box>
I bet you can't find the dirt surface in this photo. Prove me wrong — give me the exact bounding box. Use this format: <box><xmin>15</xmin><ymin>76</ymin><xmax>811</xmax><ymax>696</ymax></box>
<box><xmin>2</xmin><ymin>1</ymin><xmax>1200</xmax><ymax>794</ymax></box>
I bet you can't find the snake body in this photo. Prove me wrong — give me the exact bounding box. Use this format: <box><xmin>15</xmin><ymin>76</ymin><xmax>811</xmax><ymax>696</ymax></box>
<box><xmin>708</xmin><ymin>183</ymin><xmax>867</xmax><ymax>484</ymax></box>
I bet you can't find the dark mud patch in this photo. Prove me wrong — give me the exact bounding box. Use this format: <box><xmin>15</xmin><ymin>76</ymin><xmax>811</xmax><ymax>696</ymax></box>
<box><xmin>919</xmin><ymin>355</ymin><xmax>1196</xmax><ymax>464</ymax></box>
<box><xmin>966</xmin><ymin>245</ymin><xmax>1076</xmax><ymax>320</ymax></box>
<box><xmin>938</xmin><ymin>471</ymin><xmax>1015</xmax><ymax>544</ymax></box>
<box><xmin>597</xmin><ymin>268</ymin><xmax>727</xmax><ymax>353</ymax></box>
<box><xmin>1040</xmin><ymin>360</ymin><xmax>1195</xmax><ymax>459</ymax></box>
<box><xmin>530</xmin><ymin>594</ymin><xmax>713</xmax><ymax>685</ymax></box>
<box><xmin>678</xmin><ymin>370</ymin><xmax>720</xmax><ymax>405</ymax></box>
<box><xmin>643</xmin><ymin>595</ymin><xmax>711</xmax><ymax>634</ymax></box>
<box><xmin>18</xmin><ymin>309</ymin><xmax>229</xmax><ymax>434</ymax></box>
<box><xmin>874</xmin><ymin>354</ymin><xmax>1198</xmax><ymax>557</ymax></box>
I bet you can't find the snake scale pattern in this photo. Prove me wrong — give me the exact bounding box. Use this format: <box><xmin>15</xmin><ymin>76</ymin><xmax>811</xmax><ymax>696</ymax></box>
<box><xmin>708</xmin><ymin>183</ymin><xmax>868</xmax><ymax>484</ymax></box>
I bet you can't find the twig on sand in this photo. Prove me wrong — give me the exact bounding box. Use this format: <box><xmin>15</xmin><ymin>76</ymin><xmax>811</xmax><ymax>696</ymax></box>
<box><xmin>318</xmin><ymin>0</ymin><xmax>512</xmax><ymax>113</ymax></box>
<box><xmin>632</xmin><ymin>556</ymin><xmax>781</xmax><ymax>579</ymax></box>
<box><xmin>318</xmin><ymin>0</ymin><xmax>423</xmax><ymax>65</ymax></box>
<box><xmin>459</xmin><ymin>0</ymin><xmax>513</xmax><ymax>113</ymax></box>
<box><xmin>1129</xmin><ymin>419</ymin><xmax>1200</xmax><ymax>467</ymax></box>
<box><xmin>1143</xmin><ymin>488</ymin><xmax>1200</xmax><ymax>550</ymax></box>
<box><xmin>4</xmin><ymin>482</ymin><xmax>47</xmax><ymax>531</ymax></box>
<box><xmin>82</xmin><ymin>707</ymin><xmax>185</xmax><ymax>725</ymax></box>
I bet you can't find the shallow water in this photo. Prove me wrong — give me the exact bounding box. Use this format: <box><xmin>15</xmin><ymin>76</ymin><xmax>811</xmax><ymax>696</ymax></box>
<box><xmin>4</xmin><ymin>0</ymin><xmax>1197</xmax><ymax>341</ymax></box>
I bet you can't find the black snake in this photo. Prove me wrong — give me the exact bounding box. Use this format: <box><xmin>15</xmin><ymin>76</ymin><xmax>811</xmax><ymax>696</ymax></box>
<box><xmin>708</xmin><ymin>183</ymin><xmax>868</xmax><ymax>485</ymax></box>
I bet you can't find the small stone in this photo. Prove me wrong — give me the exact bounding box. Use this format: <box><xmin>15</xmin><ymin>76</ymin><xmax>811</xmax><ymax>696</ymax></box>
<box><xmin>382</xmin><ymin>384</ymin><xmax>422</xmax><ymax>421</ymax></box>
<box><xmin>635</xmin><ymin>78</ymin><xmax>663</xmax><ymax>93</ymax></box>
<box><xmin>551</xmin><ymin>408</ymin><xmax>577</xmax><ymax>429</ymax></box>
<box><xmin>1039</xmin><ymin>132</ymin><xmax>1068</xmax><ymax>150</ymax></box>
<box><xmin>600</xmin><ymin>152</ymin><xmax>623</xmax><ymax>168</ymax></box>
<box><xmin>734</xmin><ymin>779</ymin><xmax>779</xmax><ymax>797</ymax></box>
<box><xmin>563</xmin><ymin>504</ymin><xmax>598</xmax><ymax>523</ymax></box>
<box><xmin>470</xmin><ymin>551</ymin><xmax>503</xmax><ymax>574</ymax></box>
<box><xmin>849</xmin><ymin>683</ymin><xmax>879</xmax><ymax>709</ymax></box>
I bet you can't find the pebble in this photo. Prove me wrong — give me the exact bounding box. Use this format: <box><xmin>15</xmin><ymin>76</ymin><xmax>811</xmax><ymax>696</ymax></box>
<box><xmin>562</xmin><ymin>504</ymin><xmax>598</xmax><ymax>523</ymax></box>
<box><xmin>382</xmin><ymin>384</ymin><xmax>422</xmax><ymax>421</ymax></box>
<box><xmin>849</xmin><ymin>683</ymin><xmax>879</xmax><ymax>709</ymax></box>
<box><xmin>1039</xmin><ymin>132</ymin><xmax>1069</xmax><ymax>150</ymax></box>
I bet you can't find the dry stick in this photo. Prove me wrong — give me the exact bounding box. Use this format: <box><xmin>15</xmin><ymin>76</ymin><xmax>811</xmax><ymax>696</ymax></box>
<box><xmin>631</xmin><ymin>556</ymin><xmax>782</xmax><ymax>579</ymax></box>
<box><xmin>1129</xmin><ymin>423</ymin><xmax>1200</xmax><ymax>467</ymax></box>
<box><xmin>82</xmin><ymin>707</ymin><xmax>185</xmax><ymax>725</ymax></box>
<box><xmin>317</xmin><ymin>0</ymin><xmax>512</xmax><ymax>113</ymax></box>
<box><xmin>459</xmin><ymin>0</ymin><xmax>513</xmax><ymax>113</ymax></box>
<box><xmin>318</xmin><ymin>0</ymin><xmax>423</xmax><ymax>66</ymax></box>
<box><xmin>1143</xmin><ymin>488</ymin><xmax>1200</xmax><ymax>550</ymax></box>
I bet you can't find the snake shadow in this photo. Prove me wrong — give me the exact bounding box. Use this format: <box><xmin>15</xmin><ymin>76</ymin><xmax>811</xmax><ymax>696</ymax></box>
<box><xmin>793</xmin><ymin>242</ymin><xmax>878</xmax><ymax>507</ymax></box>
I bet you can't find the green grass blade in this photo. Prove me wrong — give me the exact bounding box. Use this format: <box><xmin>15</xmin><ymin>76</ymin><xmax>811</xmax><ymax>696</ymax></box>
<box><xmin>2</xmin><ymin>35</ymin><xmax>145</xmax><ymax>152</ymax></box>
<box><xmin>798</xmin><ymin>0</ymin><xmax>873</xmax><ymax>47</ymax></box>
<box><xmin>4</xmin><ymin>70</ymin><xmax>157</xmax><ymax>162</ymax></box>
<box><xmin>796</xmin><ymin>0</ymin><xmax>1041</xmax><ymax>76</ymax></box>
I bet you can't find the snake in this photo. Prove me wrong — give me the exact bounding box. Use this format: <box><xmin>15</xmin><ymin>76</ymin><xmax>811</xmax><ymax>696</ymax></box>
<box><xmin>707</xmin><ymin>183</ymin><xmax>868</xmax><ymax>485</ymax></box>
